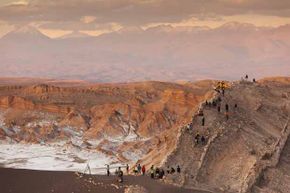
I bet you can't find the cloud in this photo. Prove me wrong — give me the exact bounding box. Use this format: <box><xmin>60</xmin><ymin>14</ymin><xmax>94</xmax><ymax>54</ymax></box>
<box><xmin>0</xmin><ymin>0</ymin><xmax>290</xmax><ymax>29</ymax></box>
<box><xmin>81</xmin><ymin>16</ymin><xmax>96</xmax><ymax>24</ymax></box>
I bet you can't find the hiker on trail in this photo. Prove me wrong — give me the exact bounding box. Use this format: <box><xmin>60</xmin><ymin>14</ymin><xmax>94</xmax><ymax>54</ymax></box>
<box><xmin>117</xmin><ymin>167</ymin><xmax>123</xmax><ymax>183</ymax></box>
<box><xmin>133</xmin><ymin>166</ymin><xmax>138</xmax><ymax>175</ymax></box>
<box><xmin>160</xmin><ymin>169</ymin><xmax>165</xmax><ymax>179</ymax></box>
<box><xmin>177</xmin><ymin>165</ymin><xmax>181</xmax><ymax>173</ymax></box>
<box><xmin>170</xmin><ymin>167</ymin><xmax>175</xmax><ymax>174</ymax></box>
<box><xmin>202</xmin><ymin>117</ymin><xmax>205</xmax><ymax>126</ymax></box>
<box><xmin>106</xmin><ymin>164</ymin><xmax>110</xmax><ymax>176</ymax></box>
<box><xmin>126</xmin><ymin>164</ymin><xmax>129</xmax><ymax>174</ymax></box>
<box><xmin>195</xmin><ymin>133</ymin><xmax>200</xmax><ymax>144</ymax></box>
<box><xmin>225</xmin><ymin>112</ymin><xmax>229</xmax><ymax>120</ymax></box>
<box><xmin>166</xmin><ymin>166</ymin><xmax>170</xmax><ymax>174</ymax></box>
<box><xmin>142</xmin><ymin>165</ymin><xmax>146</xmax><ymax>175</ymax></box>
<box><xmin>155</xmin><ymin>167</ymin><xmax>160</xmax><ymax>178</ymax></box>
<box><xmin>201</xmin><ymin>136</ymin><xmax>206</xmax><ymax>145</ymax></box>
<box><xmin>225</xmin><ymin>104</ymin><xmax>229</xmax><ymax>112</ymax></box>
<box><xmin>218</xmin><ymin>106</ymin><xmax>221</xmax><ymax>112</ymax></box>
<box><xmin>150</xmin><ymin>165</ymin><xmax>155</xmax><ymax>179</ymax></box>
<box><xmin>137</xmin><ymin>164</ymin><xmax>142</xmax><ymax>174</ymax></box>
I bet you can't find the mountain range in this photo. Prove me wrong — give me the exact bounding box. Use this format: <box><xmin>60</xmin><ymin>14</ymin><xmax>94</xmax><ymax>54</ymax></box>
<box><xmin>0</xmin><ymin>22</ymin><xmax>289</xmax><ymax>82</ymax></box>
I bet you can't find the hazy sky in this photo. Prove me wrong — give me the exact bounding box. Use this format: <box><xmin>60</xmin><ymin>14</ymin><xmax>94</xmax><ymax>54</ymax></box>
<box><xmin>1</xmin><ymin>0</ymin><xmax>290</xmax><ymax>37</ymax></box>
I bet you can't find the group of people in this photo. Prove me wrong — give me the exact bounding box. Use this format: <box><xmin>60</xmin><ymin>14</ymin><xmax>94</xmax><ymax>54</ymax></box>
<box><xmin>133</xmin><ymin>164</ymin><xmax>146</xmax><ymax>175</ymax></box>
<box><xmin>150</xmin><ymin>165</ymin><xmax>181</xmax><ymax>179</ymax></box>
<box><xmin>244</xmin><ymin>74</ymin><xmax>256</xmax><ymax>83</ymax></box>
<box><xmin>104</xmin><ymin>163</ymin><xmax>181</xmax><ymax>183</ymax></box>
<box><xmin>194</xmin><ymin>133</ymin><xmax>206</xmax><ymax>145</ymax></box>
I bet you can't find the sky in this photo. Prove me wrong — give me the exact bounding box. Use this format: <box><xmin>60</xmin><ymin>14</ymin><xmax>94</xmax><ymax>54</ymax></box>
<box><xmin>1</xmin><ymin>0</ymin><xmax>290</xmax><ymax>38</ymax></box>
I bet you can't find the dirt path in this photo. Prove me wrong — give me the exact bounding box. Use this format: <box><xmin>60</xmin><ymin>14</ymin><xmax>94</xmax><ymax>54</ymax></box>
<box><xmin>0</xmin><ymin>168</ymin><xmax>210</xmax><ymax>193</ymax></box>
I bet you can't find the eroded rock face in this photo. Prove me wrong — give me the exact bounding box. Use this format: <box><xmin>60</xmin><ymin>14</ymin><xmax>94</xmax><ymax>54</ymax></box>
<box><xmin>0</xmin><ymin>80</ymin><xmax>215</xmax><ymax>165</ymax></box>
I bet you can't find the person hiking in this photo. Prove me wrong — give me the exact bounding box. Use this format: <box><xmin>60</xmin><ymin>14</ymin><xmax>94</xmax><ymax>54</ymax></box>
<box><xmin>142</xmin><ymin>165</ymin><xmax>146</xmax><ymax>175</ymax></box>
<box><xmin>137</xmin><ymin>164</ymin><xmax>142</xmax><ymax>174</ymax></box>
<box><xmin>159</xmin><ymin>169</ymin><xmax>165</xmax><ymax>179</ymax></box>
<box><xmin>117</xmin><ymin>167</ymin><xmax>123</xmax><ymax>183</ymax></box>
<box><xmin>195</xmin><ymin>133</ymin><xmax>200</xmax><ymax>144</ymax></box>
<box><xmin>201</xmin><ymin>136</ymin><xmax>206</xmax><ymax>145</ymax></box>
<box><xmin>170</xmin><ymin>167</ymin><xmax>175</xmax><ymax>174</ymax></box>
<box><xmin>126</xmin><ymin>164</ymin><xmax>129</xmax><ymax>174</ymax></box>
<box><xmin>166</xmin><ymin>166</ymin><xmax>170</xmax><ymax>174</ymax></box>
<box><xmin>155</xmin><ymin>167</ymin><xmax>160</xmax><ymax>178</ymax></box>
<box><xmin>106</xmin><ymin>164</ymin><xmax>110</xmax><ymax>176</ymax></box>
<box><xmin>225</xmin><ymin>104</ymin><xmax>229</xmax><ymax>112</ymax></box>
<box><xmin>202</xmin><ymin>117</ymin><xmax>205</xmax><ymax>126</ymax></box>
<box><xmin>150</xmin><ymin>165</ymin><xmax>155</xmax><ymax>178</ymax></box>
<box><xmin>225</xmin><ymin>112</ymin><xmax>229</xmax><ymax>120</ymax></box>
<box><xmin>177</xmin><ymin>165</ymin><xmax>181</xmax><ymax>173</ymax></box>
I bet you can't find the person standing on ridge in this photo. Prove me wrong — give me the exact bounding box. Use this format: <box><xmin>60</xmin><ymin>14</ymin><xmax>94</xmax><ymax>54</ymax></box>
<box><xmin>202</xmin><ymin>117</ymin><xmax>205</xmax><ymax>126</ymax></box>
<box><xmin>137</xmin><ymin>164</ymin><xmax>142</xmax><ymax>175</ymax></box>
<box><xmin>106</xmin><ymin>164</ymin><xmax>110</xmax><ymax>176</ymax></box>
<box><xmin>117</xmin><ymin>167</ymin><xmax>123</xmax><ymax>183</ymax></box>
<box><xmin>177</xmin><ymin>165</ymin><xmax>181</xmax><ymax>173</ymax></box>
<box><xmin>225</xmin><ymin>104</ymin><xmax>229</xmax><ymax>112</ymax></box>
<box><xmin>142</xmin><ymin>165</ymin><xmax>146</xmax><ymax>176</ymax></box>
<box><xmin>126</xmin><ymin>164</ymin><xmax>129</xmax><ymax>174</ymax></box>
<box><xmin>150</xmin><ymin>165</ymin><xmax>155</xmax><ymax>178</ymax></box>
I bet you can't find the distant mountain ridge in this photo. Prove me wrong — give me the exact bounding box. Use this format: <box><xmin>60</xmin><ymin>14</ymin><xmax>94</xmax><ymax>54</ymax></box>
<box><xmin>0</xmin><ymin>22</ymin><xmax>289</xmax><ymax>82</ymax></box>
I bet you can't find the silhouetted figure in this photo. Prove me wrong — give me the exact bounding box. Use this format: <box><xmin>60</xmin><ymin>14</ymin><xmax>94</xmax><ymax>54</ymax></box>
<box><xmin>225</xmin><ymin>104</ymin><xmax>229</xmax><ymax>112</ymax></box>
<box><xmin>177</xmin><ymin>165</ymin><xmax>181</xmax><ymax>173</ymax></box>
<box><xmin>225</xmin><ymin>112</ymin><xmax>229</xmax><ymax>120</ymax></box>
<box><xmin>150</xmin><ymin>165</ymin><xmax>154</xmax><ymax>178</ymax></box>
<box><xmin>201</xmin><ymin>136</ymin><xmax>206</xmax><ymax>145</ymax></box>
<box><xmin>106</xmin><ymin>164</ymin><xmax>110</xmax><ymax>176</ymax></box>
<box><xmin>126</xmin><ymin>164</ymin><xmax>129</xmax><ymax>174</ymax></box>
<box><xmin>117</xmin><ymin>167</ymin><xmax>123</xmax><ymax>183</ymax></box>
<box><xmin>166</xmin><ymin>166</ymin><xmax>170</xmax><ymax>174</ymax></box>
<box><xmin>137</xmin><ymin>164</ymin><xmax>142</xmax><ymax>174</ymax></box>
<box><xmin>195</xmin><ymin>134</ymin><xmax>200</xmax><ymax>144</ymax></box>
<box><xmin>160</xmin><ymin>169</ymin><xmax>165</xmax><ymax>179</ymax></box>
<box><xmin>170</xmin><ymin>167</ymin><xmax>175</xmax><ymax>174</ymax></box>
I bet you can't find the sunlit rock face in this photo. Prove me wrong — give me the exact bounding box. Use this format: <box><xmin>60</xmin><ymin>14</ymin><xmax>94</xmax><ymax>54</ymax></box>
<box><xmin>0</xmin><ymin>79</ymin><xmax>215</xmax><ymax>172</ymax></box>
